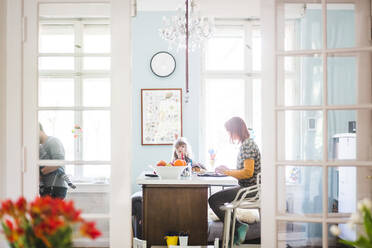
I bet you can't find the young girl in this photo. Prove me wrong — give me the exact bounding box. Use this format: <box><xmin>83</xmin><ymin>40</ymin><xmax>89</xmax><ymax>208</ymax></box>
<box><xmin>172</xmin><ymin>137</ymin><xmax>193</xmax><ymax>165</ymax></box>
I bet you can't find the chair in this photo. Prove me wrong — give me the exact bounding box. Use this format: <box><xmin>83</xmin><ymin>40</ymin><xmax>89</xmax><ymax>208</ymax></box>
<box><xmin>221</xmin><ymin>173</ymin><xmax>261</xmax><ymax>248</ymax></box>
<box><xmin>133</xmin><ymin>237</ymin><xmax>147</xmax><ymax>248</ymax></box>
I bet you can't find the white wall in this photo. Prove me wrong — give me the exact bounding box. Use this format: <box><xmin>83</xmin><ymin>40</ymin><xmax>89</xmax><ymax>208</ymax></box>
<box><xmin>0</xmin><ymin>0</ymin><xmax>6</xmax><ymax>200</ymax></box>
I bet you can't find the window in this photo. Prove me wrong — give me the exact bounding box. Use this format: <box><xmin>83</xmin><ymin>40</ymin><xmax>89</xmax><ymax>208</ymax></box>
<box><xmin>38</xmin><ymin>19</ymin><xmax>111</xmax><ymax>183</ymax></box>
<box><xmin>202</xmin><ymin>21</ymin><xmax>261</xmax><ymax>169</ymax></box>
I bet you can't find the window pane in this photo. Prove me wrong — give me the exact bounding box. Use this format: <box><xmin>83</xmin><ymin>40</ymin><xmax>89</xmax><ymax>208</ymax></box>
<box><xmin>66</xmin><ymin>181</ymin><xmax>110</xmax><ymax>214</ymax></box>
<box><xmin>252</xmin><ymin>79</ymin><xmax>262</xmax><ymax>148</ymax></box>
<box><xmin>83</xmin><ymin>57</ymin><xmax>111</xmax><ymax>70</ymax></box>
<box><xmin>278</xmin><ymin>166</ymin><xmax>323</xmax><ymax>215</ymax></box>
<box><xmin>278</xmin><ymin>3</ymin><xmax>323</xmax><ymax>51</ymax></box>
<box><xmin>328</xmin><ymin>167</ymin><xmax>357</xmax><ymax>215</ymax></box>
<box><xmin>278</xmin><ymin>221</ymin><xmax>322</xmax><ymax>247</ymax></box>
<box><xmin>328</xmin><ymin>223</ymin><xmax>356</xmax><ymax>245</ymax></box>
<box><xmin>205</xmin><ymin>79</ymin><xmax>245</xmax><ymax>169</ymax></box>
<box><xmin>327</xmin><ymin>55</ymin><xmax>356</xmax><ymax>105</ymax></box>
<box><xmin>67</xmin><ymin>190</ymin><xmax>109</xmax><ymax>214</ymax></box>
<box><xmin>278</xmin><ymin>56</ymin><xmax>323</xmax><ymax>106</ymax></box>
<box><xmin>39</xmin><ymin>57</ymin><xmax>75</xmax><ymax>70</ymax></box>
<box><xmin>327</xmin><ymin>4</ymin><xmax>355</xmax><ymax>49</ymax></box>
<box><xmin>278</xmin><ymin>111</ymin><xmax>323</xmax><ymax>161</ymax></box>
<box><xmin>328</xmin><ymin>110</ymin><xmax>356</xmax><ymax>160</ymax></box>
<box><xmin>38</xmin><ymin>111</ymin><xmax>75</xmax><ymax>161</ymax></box>
<box><xmin>252</xmin><ymin>29</ymin><xmax>261</xmax><ymax>71</ymax></box>
<box><xmin>39</xmin><ymin>78</ymin><xmax>74</xmax><ymax>107</ymax></box>
<box><xmin>82</xmin><ymin>111</ymin><xmax>111</xmax><ymax>161</ymax></box>
<box><xmin>39</xmin><ymin>24</ymin><xmax>75</xmax><ymax>53</ymax></box>
<box><xmin>83</xmin><ymin>78</ymin><xmax>110</xmax><ymax>107</ymax></box>
<box><xmin>205</xmin><ymin>28</ymin><xmax>245</xmax><ymax>71</ymax></box>
<box><xmin>329</xmin><ymin>110</ymin><xmax>372</xmax><ymax>161</ymax></box>
<box><xmin>65</xmin><ymin>164</ymin><xmax>110</xmax><ymax>184</ymax></box>
<box><xmin>83</xmin><ymin>24</ymin><xmax>111</xmax><ymax>53</ymax></box>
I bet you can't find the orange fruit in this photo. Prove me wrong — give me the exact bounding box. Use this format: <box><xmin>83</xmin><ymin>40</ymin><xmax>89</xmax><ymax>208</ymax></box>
<box><xmin>173</xmin><ymin>159</ymin><xmax>187</xmax><ymax>166</ymax></box>
<box><xmin>157</xmin><ymin>160</ymin><xmax>167</xmax><ymax>166</ymax></box>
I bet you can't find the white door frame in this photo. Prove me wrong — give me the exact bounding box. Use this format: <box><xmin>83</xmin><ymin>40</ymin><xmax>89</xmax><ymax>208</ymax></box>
<box><xmin>22</xmin><ymin>0</ymin><xmax>132</xmax><ymax>247</ymax></box>
<box><xmin>4</xmin><ymin>0</ymin><xmax>24</xmax><ymax>199</ymax></box>
<box><xmin>261</xmin><ymin>0</ymin><xmax>277</xmax><ymax>246</ymax></box>
<box><xmin>110</xmin><ymin>0</ymin><xmax>132</xmax><ymax>247</ymax></box>
<box><xmin>262</xmin><ymin>0</ymin><xmax>372</xmax><ymax>247</ymax></box>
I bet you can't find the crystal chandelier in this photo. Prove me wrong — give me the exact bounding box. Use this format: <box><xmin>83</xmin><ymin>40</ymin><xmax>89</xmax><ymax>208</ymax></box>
<box><xmin>159</xmin><ymin>0</ymin><xmax>214</xmax><ymax>103</ymax></box>
<box><xmin>159</xmin><ymin>0</ymin><xmax>214</xmax><ymax>52</ymax></box>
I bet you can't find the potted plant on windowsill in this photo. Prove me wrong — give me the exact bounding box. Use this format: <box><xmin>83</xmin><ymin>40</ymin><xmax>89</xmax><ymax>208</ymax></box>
<box><xmin>0</xmin><ymin>196</ymin><xmax>101</xmax><ymax>248</ymax></box>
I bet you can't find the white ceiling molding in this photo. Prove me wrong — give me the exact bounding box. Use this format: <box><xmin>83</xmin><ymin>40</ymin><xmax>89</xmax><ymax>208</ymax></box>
<box><xmin>198</xmin><ymin>0</ymin><xmax>260</xmax><ymax>19</ymax></box>
<box><xmin>39</xmin><ymin>3</ymin><xmax>110</xmax><ymax>18</ymax></box>
<box><xmin>137</xmin><ymin>0</ymin><xmax>260</xmax><ymax>18</ymax></box>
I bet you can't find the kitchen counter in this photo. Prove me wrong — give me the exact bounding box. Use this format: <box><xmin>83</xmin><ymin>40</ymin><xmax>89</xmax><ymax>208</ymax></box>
<box><xmin>137</xmin><ymin>171</ymin><xmax>238</xmax><ymax>248</ymax></box>
<box><xmin>136</xmin><ymin>171</ymin><xmax>238</xmax><ymax>186</ymax></box>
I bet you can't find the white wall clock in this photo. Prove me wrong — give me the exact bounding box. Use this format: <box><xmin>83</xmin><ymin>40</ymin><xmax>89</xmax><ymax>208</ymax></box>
<box><xmin>150</xmin><ymin>51</ymin><xmax>176</xmax><ymax>77</ymax></box>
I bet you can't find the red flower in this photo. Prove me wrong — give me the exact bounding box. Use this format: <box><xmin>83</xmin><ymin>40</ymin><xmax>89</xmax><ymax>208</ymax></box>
<box><xmin>80</xmin><ymin>221</ymin><xmax>102</xmax><ymax>239</ymax></box>
<box><xmin>15</xmin><ymin>197</ymin><xmax>27</xmax><ymax>213</ymax></box>
<box><xmin>58</xmin><ymin>200</ymin><xmax>81</xmax><ymax>222</ymax></box>
<box><xmin>5</xmin><ymin>219</ymin><xmax>14</xmax><ymax>231</ymax></box>
<box><xmin>1</xmin><ymin>199</ymin><xmax>15</xmax><ymax>215</ymax></box>
<box><xmin>1</xmin><ymin>196</ymin><xmax>101</xmax><ymax>247</ymax></box>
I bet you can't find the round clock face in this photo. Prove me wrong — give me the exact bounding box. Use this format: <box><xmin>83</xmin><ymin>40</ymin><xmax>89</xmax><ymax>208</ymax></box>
<box><xmin>150</xmin><ymin>52</ymin><xmax>176</xmax><ymax>77</ymax></box>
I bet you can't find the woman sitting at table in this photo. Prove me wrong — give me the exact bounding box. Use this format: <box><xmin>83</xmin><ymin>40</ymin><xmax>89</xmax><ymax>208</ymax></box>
<box><xmin>208</xmin><ymin>116</ymin><xmax>261</xmax><ymax>245</ymax></box>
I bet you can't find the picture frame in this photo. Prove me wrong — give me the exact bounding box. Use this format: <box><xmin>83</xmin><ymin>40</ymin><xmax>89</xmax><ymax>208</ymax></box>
<box><xmin>141</xmin><ymin>88</ymin><xmax>182</xmax><ymax>145</ymax></box>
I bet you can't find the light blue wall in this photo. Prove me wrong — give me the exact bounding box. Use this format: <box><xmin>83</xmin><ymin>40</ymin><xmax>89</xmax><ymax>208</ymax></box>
<box><xmin>131</xmin><ymin>12</ymin><xmax>201</xmax><ymax>193</ymax></box>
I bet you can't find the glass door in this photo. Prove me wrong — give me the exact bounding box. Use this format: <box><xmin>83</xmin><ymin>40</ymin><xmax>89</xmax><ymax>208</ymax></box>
<box><xmin>38</xmin><ymin>4</ymin><xmax>111</xmax><ymax>247</ymax></box>
<box><xmin>37</xmin><ymin>3</ymin><xmax>111</xmax><ymax>247</ymax></box>
<box><xmin>23</xmin><ymin>0</ymin><xmax>131</xmax><ymax>247</ymax></box>
<box><xmin>272</xmin><ymin>0</ymin><xmax>372</xmax><ymax>247</ymax></box>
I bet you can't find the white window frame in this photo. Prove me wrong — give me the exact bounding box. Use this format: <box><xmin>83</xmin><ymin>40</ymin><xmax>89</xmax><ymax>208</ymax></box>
<box><xmin>38</xmin><ymin>18</ymin><xmax>111</xmax><ymax>182</ymax></box>
<box><xmin>200</xmin><ymin>19</ymin><xmax>262</xmax><ymax>164</ymax></box>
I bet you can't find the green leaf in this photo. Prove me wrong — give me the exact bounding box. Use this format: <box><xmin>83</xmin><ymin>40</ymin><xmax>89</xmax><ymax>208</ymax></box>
<box><xmin>354</xmin><ymin>236</ymin><xmax>372</xmax><ymax>248</ymax></box>
<box><xmin>363</xmin><ymin>208</ymin><xmax>372</xmax><ymax>242</ymax></box>
<box><xmin>339</xmin><ymin>239</ymin><xmax>356</xmax><ymax>246</ymax></box>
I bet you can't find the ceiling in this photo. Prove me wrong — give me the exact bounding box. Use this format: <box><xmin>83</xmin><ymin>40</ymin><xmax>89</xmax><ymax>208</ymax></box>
<box><xmin>137</xmin><ymin>0</ymin><xmax>260</xmax><ymax>19</ymax></box>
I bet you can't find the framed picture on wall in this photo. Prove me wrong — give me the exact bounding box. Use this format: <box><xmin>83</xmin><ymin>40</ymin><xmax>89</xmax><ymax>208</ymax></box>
<box><xmin>141</xmin><ymin>88</ymin><xmax>182</xmax><ymax>145</ymax></box>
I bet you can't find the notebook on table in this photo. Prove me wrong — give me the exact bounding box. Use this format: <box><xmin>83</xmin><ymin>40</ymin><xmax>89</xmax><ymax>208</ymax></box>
<box><xmin>197</xmin><ymin>172</ymin><xmax>227</xmax><ymax>177</ymax></box>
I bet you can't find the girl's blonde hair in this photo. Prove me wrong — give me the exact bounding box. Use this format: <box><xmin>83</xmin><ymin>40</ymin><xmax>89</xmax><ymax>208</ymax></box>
<box><xmin>172</xmin><ymin>137</ymin><xmax>193</xmax><ymax>161</ymax></box>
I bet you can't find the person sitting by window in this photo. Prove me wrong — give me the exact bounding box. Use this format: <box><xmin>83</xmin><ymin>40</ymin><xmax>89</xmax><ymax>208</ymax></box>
<box><xmin>208</xmin><ymin>116</ymin><xmax>261</xmax><ymax>245</ymax></box>
<box><xmin>39</xmin><ymin>123</ymin><xmax>75</xmax><ymax>199</ymax></box>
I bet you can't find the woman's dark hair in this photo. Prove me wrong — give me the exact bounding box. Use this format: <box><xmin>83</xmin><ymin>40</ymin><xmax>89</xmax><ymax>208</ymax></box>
<box><xmin>224</xmin><ymin>117</ymin><xmax>250</xmax><ymax>143</ymax></box>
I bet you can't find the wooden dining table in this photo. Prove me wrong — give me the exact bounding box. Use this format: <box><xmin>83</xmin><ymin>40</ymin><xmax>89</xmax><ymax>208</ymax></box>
<box><xmin>137</xmin><ymin>172</ymin><xmax>238</xmax><ymax>248</ymax></box>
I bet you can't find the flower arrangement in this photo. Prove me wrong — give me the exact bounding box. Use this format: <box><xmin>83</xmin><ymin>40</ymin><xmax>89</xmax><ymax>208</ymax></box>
<box><xmin>330</xmin><ymin>198</ymin><xmax>372</xmax><ymax>247</ymax></box>
<box><xmin>0</xmin><ymin>196</ymin><xmax>101</xmax><ymax>248</ymax></box>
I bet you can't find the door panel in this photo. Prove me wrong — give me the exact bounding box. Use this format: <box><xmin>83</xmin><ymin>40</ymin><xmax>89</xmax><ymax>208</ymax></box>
<box><xmin>267</xmin><ymin>0</ymin><xmax>372</xmax><ymax>246</ymax></box>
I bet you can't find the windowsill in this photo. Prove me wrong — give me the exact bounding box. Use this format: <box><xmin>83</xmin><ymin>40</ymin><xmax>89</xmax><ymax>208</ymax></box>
<box><xmin>67</xmin><ymin>182</ymin><xmax>110</xmax><ymax>193</ymax></box>
<box><xmin>73</xmin><ymin>181</ymin><xmax>110</xmax><ymax>185</ymax></box>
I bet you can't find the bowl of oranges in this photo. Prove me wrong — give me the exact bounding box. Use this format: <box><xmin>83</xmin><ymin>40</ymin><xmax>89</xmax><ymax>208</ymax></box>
<box><xmin>154</xmin><ymin>159</ymin><xmax>187</xmax><ymax>179</ymax></box>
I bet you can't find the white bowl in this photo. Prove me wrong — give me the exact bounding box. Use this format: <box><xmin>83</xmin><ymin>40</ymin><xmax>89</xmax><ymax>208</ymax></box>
<box><xmin>154</xmin><ymin>166</ymin><xmax>187</xmax><ymax>179</ymax></box>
